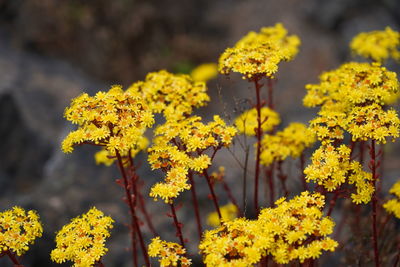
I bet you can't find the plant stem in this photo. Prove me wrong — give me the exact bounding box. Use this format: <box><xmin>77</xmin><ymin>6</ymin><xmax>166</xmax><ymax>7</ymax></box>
<box><xmin>116</xmin><ymin>151</ymin><xmax>150</xmax><ymax>267</ymax></box>
<box><xmin>254</xmin><ymin>76</ymin><xmax>263</xmax><ymax>214</ymax></box>
<box><xmin>170</xmin><ymin>203</ymin><xmax>186</xmax><ymax>250</ymax></box>
<box><xmin>277</xmin><ymin>161</ymin><xmax>288</xmax><ymax>197</ymax></box>
<box><xmin>266</xmin><ymin>163</ymin><xmax>275</xmax><ymax>207</ymax></box>
<box><xmin>299</xmin><ymin>153</ymin><xmax>308</xmax><ymax>191</ymax></box>
<box><xmin>369</xmin><ymin>140</ymin><xmax>380</xmax><ymax>267</ymax></box>
<box><xmin>267</xmin><ymin>78</ymin><xmax>274</xmax><ymax>109</ymax></box>
<box><xmin>243</xmin><ymin>145</ymin><xmax>250</xmax><ymax>217</ymax></box>
<box><xmin>188</xmin><ymin>172</ymin><xmax>202</xmax><ymax>240</ymax></box>
<box><xmin>327</xmin><ymin>190</ymin><xmax>339</xmax><ymax>217</ymax></box>
<box><xmin>127</xmin><ymin>154</ymin><xmax>158</xmax><ymax>237</ymax></box>
<box><xmin>222</xmin><ymin>180</ymin><xmax>240</xmax><ymax>214</ymax></box>
<box><xmin>6</xmin><ymin>251</ymin><xmax>23</xmax><ymax>266</ymax></box>
<box><xmin>203</xmin><ymin>170</ymin><xmax>222</xmax><ymax>220</ymax></box>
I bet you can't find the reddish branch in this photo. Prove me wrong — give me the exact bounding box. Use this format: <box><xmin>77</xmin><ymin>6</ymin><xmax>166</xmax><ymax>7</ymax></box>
<box><xmin>254</xmin><ymin>76</ymin><xmax>263</xmax><ymax>214</ymax></box>
<box><xmin>116</xmin><ymin>151</ymin><xmax>150</xmax><ymax>267</ymax></box>
<box><xmin>368</xmin><ymin>140</ymin><xmax>380</xmax><ymax>267</ymax></box>
<box><xmin>169</xmin><ymin>203</ymin><xmax>186</xmax><ymax>251</ymax></box>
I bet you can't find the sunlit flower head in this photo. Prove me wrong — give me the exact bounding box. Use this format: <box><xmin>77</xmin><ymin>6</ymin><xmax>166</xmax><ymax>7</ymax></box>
<box><xmin>0</xmin><ymin>206</ymin><xmax>43</xmax><ymax>256</ymax></box>
<box><xmin>148</xmin><ymin>115</ymin><xmax>236</xmax><ymax>203</ymax></box>
<box><xmin>51</xmin><ymin>207</ymin><xmax>114</xmax><ymax>267</ymax></box>
<box><xmin>207</xmin><ymin>203</ymin><xmax>238</xmax><ymax>227</ymax></box>
<box><xmin>62</xmin><ymin>85</ymin><xmax>154</xmax><ymax>155</ymax></box>
<box><xmin>346</xmin><ymin>103</ymin><xmax>399</xmax><ymax>144</ymax></box>
<box><xmin>148</xmin><ymin>237</ymin><xmax>192</xmax><ymax>267</ymax></box>
<box><xmin>350</xmin><ymin>27</ymin><xmax>400</xmax><ymax>62</ymax></box>
<box><xmin>190</xmin><ymin>63</ymin><xmax>218</xmax><ymax>82</ymax></box>
<box><xmin>94</xmin><ymin>136</ymin><xmax>149</xmax><ymax>167</ymax></box>
<box><xmin>128</xmin><ymin>70</ymin><xmax>209</xmax><ymax>120</ymax></box>
<box><xmin>235</xmin><ymin>107</ymin><xmax>280</xmax><ymax>136</ymax></box>
<box><xmin>304</xmin><ymin>62</ymin><xmax>399</xmax><ymax>109</ymax></box>
<box><xmin>258</xmin><ymin>192</ymin><xmax>338</xmax><ymax>264</ymax></box>
<box><xmin>260</xmin><ymin>122</ymin><xmax>316</xmax><ymax>166</ymax></box>
<box><xmin>200</xmin><ymin>192</ymin><xmax>338</xmax><ymax>266</ymax></box>
<box><xmin>383</xmin><ymin>180</ymin><xmax>400</xmax><ymax>219</ymax></box>
<box><xmin>219</xmin><ymin>23</ymin><xmax>300</xmax><ymax>79</ymax></box>
<box><xmin>304</xmin><ymin>144</ymin><xmax>373</xmax><ymax>204</ymax></box>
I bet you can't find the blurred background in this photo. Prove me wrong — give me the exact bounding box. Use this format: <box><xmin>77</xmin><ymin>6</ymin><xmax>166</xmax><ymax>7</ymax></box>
<box><xmin>0</xmin><ymin>0</ymin><xmax>399</xmax><ymax>266</ymax></box>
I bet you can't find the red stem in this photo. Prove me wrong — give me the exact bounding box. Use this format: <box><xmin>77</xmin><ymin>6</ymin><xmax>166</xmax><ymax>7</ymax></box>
<box><xmin>127</xmin><ymin>154</ymin><xmax>158</xmax><ymax>237</ymax></box>
<box><xmin>188</xmin><ymin>172</ymin><xmax>203</xmax><ymax>240</ymax></box>
<box><xmin>222</xmin><ymin>180</ymin><xmax>241</xmax><ymax>214</ymax></box>
<box><xmin>299</xmin><ymin>153</ymin><xmax>308</xmax><ymax>191</ymax></box>
<box><xmin>137</xmin><ymin>190</ymin><xmax>158</xmax><ymax>237</ymax></box>
<box><xmin>369</xmin><ymin>140</ymin><xmax>380</xmax><ymax>267</ymax></box>
<box><xmin>6</xmin><ymin>251</ymin><xmax>23</xmax><ymax>266</ymax></box>
<box><xmin>277</xmin><ymin>161</ymin><xmax>288</xmax><ymax>197</ymax></box>
<box><xmin>203</xmin><ymin>170</ymin><xmax>222</xmax><ymax>220</ymax></box>
<box><xmin>267</xmin><ymin>78</ymin><xmax>274</xmax><ymax>109</ymax></box>
<box><xmin>266</xmin><ymin>163</ymin><xmax>275</xmax><ymax>207</ymax></box>
<box><xmin>116</xmin><ymin>151</ymin><xmax>150</xmax><ymax>267</ymax></box>
<box><xmin>242</xmin><ymin>145</ymin><xmax>250</xmax><ymax>216</ymax></box>
<box><xmin>254</xmin><ymin>76</ymin><xmax>263</xmax><ymax>214</ymax></box>
<box><xmin>170</xmin><ymin>203</ymin><xmax>186</xmax><ymax>250</ymax></box>
<box><xmin>327</xmin><ymin>190</ymin><xmax>340</xmax><ymax>217</ymax></box>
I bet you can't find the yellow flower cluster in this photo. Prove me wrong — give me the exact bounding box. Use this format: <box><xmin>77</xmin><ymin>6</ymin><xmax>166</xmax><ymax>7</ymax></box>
<box><xmin>219</xmin><ymin>23</ymin><xmax>300</xmax><ymax>78</ymax></box>
<box><xmin>235</xmin><ymin>107</ymin><xmax>280</xmax><ymax>136</ymax></box>
<box><xmin>309</xmin><ymin>110</ymin><xmax>347</xmax><ymax>144</ymax></box>
<box><xmin>383</xmin><ymin>180</ymin><xmax>400</xmax><ymax>219</ymax></box>
<box><xmin>304</xmin><ymin>62</ymin><xmax>399</xmax><ymax>143</ymax></box>
<box><xmin>0</xmin><ymin>207</ymin><xmax>43</xmax><ymax>256</ymax></box>
<box><xmin>200</xmin><ymin>217</ymin><xmax>271</xmax><ymax>266</ymax></box>
<box><xmin>258</xmin><ymin>192</ymin><xmax>337</xmax><ymax>264</ymax></box>
<box><xmin>51</xmin><ymin>207</ymin><xmax>114</xmax><ymax>267</ymax></box>
<box><xmin>94</xmin><ymin>136</ymin><xmax>149</xmax><ymax>166</ymax></box>
<box><xmin>346</xmin><ymin>103</ymin><xmax>399</xmax><ymax>143</ymax></box>
<box><xmin>148</xmin><ymin>237</ymin><xmax>192</xmax><ymax>267</ymax></box>
<box><xmin>62</xmin><ymin>85</ymin><xmax>154</xmax><ymax>155</ymax></box>
<box><xmin>260</xmin><ymin>122</ymin><xmax>316</xmax><ymax>166</ymax></box>
<box><xmin>304</xmin><ymin>144</ymin><xmax>373</xmax><ymax>204</ymax></box>
<box><xmin>190</xmin><ymin>63</ymin><xmax>218</xmax><ymax>82</ymax></box>
<box><xmin>199</xmin><ymin>192</ymin><xmax>337</xmax><ymax>266</ymax></box>
<box><xmin>207</xmin><ymin>203</ymin><xmax>238</xmax><ymax>227</ymax></box>
<box><xmin>350</xmin><ymin>27</ymin><xmax>400</xmax><ymax>62</ymax></box>
<box><xmin>210</xmin><ymin>166</ymin><xmax>226</xmax><ymax>182</ymax></box>
<box><xmin>148</xmin><ymin>115</ymin><xmax>237</xmax><ymax>203</ymax></box>
<box><xmin>304</xmin><ymin>62</ymin><xmax>399</xmax><ymax>109</ymax></box>
<box><xmin>128</xmin><ymin>70</ymin><xmax>209</xmax><ymax>120</ymax></box>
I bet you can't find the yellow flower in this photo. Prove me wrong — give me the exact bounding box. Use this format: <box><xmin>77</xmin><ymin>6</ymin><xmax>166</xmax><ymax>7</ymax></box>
<box><xmin>219</xmin><ymin>23</ymin><xmax>300</xmax><ymax>78</ymax></box>
<box><xmin>304</xmin><ymin>144</ymin><xmax>373</xmax><ymax>204</ymax></box>
<box><xmin>0</xmin><ymin>207</ymin><xmax>43</xmax><ymax>256</ymax></box>
<box><xmin>128</xmin><ymin>70</ymin><xmax>209</xmax><ymax>120</ymax></box>
<box><xmin>346</xmin><ymin>103</ymin><xmax>399</xmax><ymax>144</ymax></box>
<box><xmin>235</xmin><ymin>107</ymin><xmax>280</xmax><ymax>136</ymax></box>
<box><xmin>190</xmin><ymin>63</ymin><xmax>218</xmax><ymax>82</ymax></box>
<box><xmin>350</xmin><ymin>27</ymin><xmax>400</xmax><ymax>62</ymax></box>
<box><xmin>258</xmin><ymin>192</ymin><xmax>338</xmax><ymax>264</ymax></box>
<box><xmin>62</xmin><ymin>85</ymin><xmax>154</xmax><ymax>155</ymax></box>
<box><xmin>148</xmin><ymin>237</ymin><xmax>192</xmax><ymax>267</ymax></box>
<box><xmin>383</xmin><ymin>180</ymin><xmax>400</xmax><ymax>219</ymax></box>
<box><xmin>207</xmin><ymin>203</ymin><xmax>238</xmax><ymax>227</ymax></box>
<box><xmin>260</xmin><ymin>122</ymin><xmax>316</xmax><ymax>166</ymax></box>
<box><xmin>51</xmin><ymin>207</ymin><xmax>114</xmax><ymax>267</ymax></box>
<box><xmin>200</xmin><ymin>192</ymin><xmax>337</xmax><ymax>266</ymax></box>
<box><xmin>304</xmin><ymin>62</ymin><xmax>399</xmax><ymax>109</ymax></box>
<box><xmin>148</xmin><ymin>116</ymin><xmax>236</xmax><ymax>203</ymax></box>
<box><xmin>94</xmin><ymin>136</ymin><xmax>149</xmax><ymax>166</ymax></box>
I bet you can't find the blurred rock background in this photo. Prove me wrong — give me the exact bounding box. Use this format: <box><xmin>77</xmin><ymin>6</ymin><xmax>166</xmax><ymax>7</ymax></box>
<box><xmin>0</xmin><ymin>0</ymin><xmax>399</xmax><ymax>266</ymax></box>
